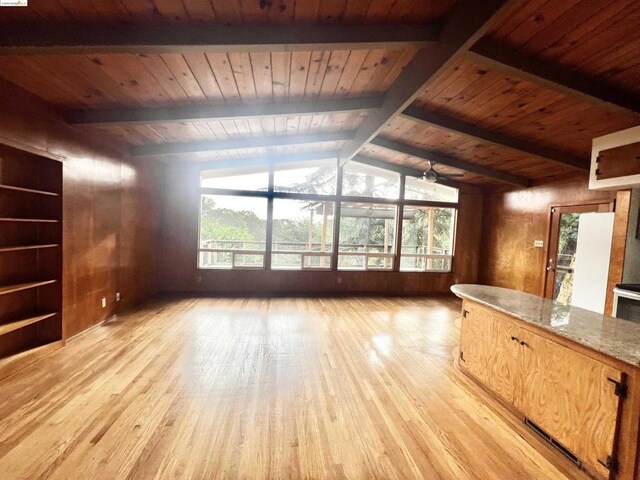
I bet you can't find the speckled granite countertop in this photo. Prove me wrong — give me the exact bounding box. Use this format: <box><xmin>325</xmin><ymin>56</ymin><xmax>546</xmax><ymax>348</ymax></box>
<box><xmin>451</xmin><ymin>284</ymin><xmax>640</xmax><ymax>368</ymax></box>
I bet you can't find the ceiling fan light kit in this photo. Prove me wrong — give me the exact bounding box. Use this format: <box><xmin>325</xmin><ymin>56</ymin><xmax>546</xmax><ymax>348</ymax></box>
<box><xmin>421</xmin><ymin>160</ymin><xmax>465</xmax><ymax>184</ymax></box>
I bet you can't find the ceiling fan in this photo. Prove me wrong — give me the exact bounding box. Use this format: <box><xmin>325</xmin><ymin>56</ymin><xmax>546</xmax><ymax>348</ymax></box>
<box><xmin>421</xmin><ymin>160</ymin><xmax>464</xmax><ymax>183</ymax></box>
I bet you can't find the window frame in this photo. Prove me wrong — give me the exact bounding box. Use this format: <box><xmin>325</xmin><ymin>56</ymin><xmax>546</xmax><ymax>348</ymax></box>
<box><xmin>197</xmin><ymin>160</ymin><xmax>459</xmax><ymax>273</ymax></box>
<box><xmin>398</xmin><ymin>205</ymin><xmax>458</xmax><ymax>273</ymax></box>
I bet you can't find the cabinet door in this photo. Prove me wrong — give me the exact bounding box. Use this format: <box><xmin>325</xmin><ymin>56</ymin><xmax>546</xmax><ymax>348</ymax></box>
<box><xmin>519</xmin><ymin>331</ymin><xmax>623</xmax><ymax>478</ymax></box>
<box><xmin>459</xmin><ymin>302</ymin><xmax>492</xmax><ymax>384</ymax></box>
<box><xmin>486</xmin><ymin>316</ymin><xmax>524</xmax><ymax>407</ymax></box>
<box><xmin>459</xmin><ymin>303</ymin><xmax>522</xmax><ymax>405</ymax></box>
<box><xmin>596</xmin><ymin>141</ymin><xmax>640</xmax><ymax>180</ymax></box>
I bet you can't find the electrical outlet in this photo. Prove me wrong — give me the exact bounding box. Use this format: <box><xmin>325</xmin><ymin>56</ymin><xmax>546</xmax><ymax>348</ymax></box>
<box><xmin>534</xmin><ymin>240</ymin><xmax>544</xmax><ymax>248</ymax></box>
<box><xmin>101</xmin><ymin>297</ymin><xmax>107</xmax><ymax>308</ymax></box>
<box><xmin>116</xmin><ymin>292</ymin><xmax>121</xmax><ymax>302</ymax></box>
<box><xmin>197</xmin><ymin>276</ymin><xmax>202</xmax><ymax>283</ymax></box>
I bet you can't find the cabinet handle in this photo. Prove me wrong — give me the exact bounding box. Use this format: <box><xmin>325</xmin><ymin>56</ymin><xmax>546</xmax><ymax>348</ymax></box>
<box><xmin>510</xmin><ymin>336</ymin><xmax>519</xmax><ymax>342</ymax></box>
<box><xmin>462</xmin><ymin>310</ymin><xmax>469</xmax><ymax>318</ymax></box>
<box><xmin>519</xmin><ymin>340</ymin><xmax>527</xmax><ymax>347</ymax></box>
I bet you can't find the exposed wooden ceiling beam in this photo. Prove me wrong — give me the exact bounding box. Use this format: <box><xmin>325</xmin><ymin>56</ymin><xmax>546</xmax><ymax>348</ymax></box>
<box><xmin>67</xmin><ymin>97</ymin><xmax>383</xmax><ymax>126</ymax></box>
<box><xmin>370</xmin><ymin>137</ymin><xmax>531</xmax><ymax>187</ymax></box>
<box><xmin>352</xmin><ymin>154</ymin><xmax>460</xmax><ymax>189</ymax></box>
<box><xmin>131</xmin><ymin>131</ymin><xmax>355</xmax><ymax>157</ymax></box>
<box><xmin>338</xmin><ymin>0</ymin><xmax>519</xmax><ymax>163</ymax></box>
<box><xmin>466</xmin><ymin>38</ymin><xmax>640</xmax><ymax>116</ymax></box>
<box><xmin>401</xmin><ymin>106</ymin><xmax>588</xmax><ymax>171</ymax></box>
<box><xmin>0</xmin><ymin>25</ymin><xmax>440</xmax><ymax>55</ymax></box>
<box><xmin>189</xmin><ymin>151</ymin><xmax>339</xmax><ymax>169</ymax></box>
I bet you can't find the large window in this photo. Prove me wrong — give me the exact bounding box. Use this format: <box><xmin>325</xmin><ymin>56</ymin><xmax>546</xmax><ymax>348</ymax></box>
<box><xmin>274</xmin><ymin>160</ymin><xmax>337</xmax><ymax>195</ymax></box>
<box><xmin>405</xmin><ymin>175</ymin><xmax>458</xmax><ymax>202</ymax></box>
<box><xmin>199</xmin><ymin>194</ymin><xmax>267</xmax><ymax>269</ymax></box>
<box><xmin>198</xmin><ymin>159</ymin><xmax>458</xmax><ymax>273</ymax></box>
<box><xmin>338</xmin><ymin>203</ymin><xmax>396</xmax><ymax>270</ymax></box>
<box><xmin>342</xmin><ymin>162</ymin><xmax>400</xmax><ymax>199</ymax></box>
<box><xmin>400</xmin><ymin>206</ymin><xmax>456</xmax><ymax>272</ymax></box>
<box><xmin>272</xmin><ymin>199</ymin><xmax>334</xmax><ymax>270</ymax></box>
<box><xmin>200</xmin><ymin>166</ymin><xmax>268</xmax><ymax>191</ymax></box>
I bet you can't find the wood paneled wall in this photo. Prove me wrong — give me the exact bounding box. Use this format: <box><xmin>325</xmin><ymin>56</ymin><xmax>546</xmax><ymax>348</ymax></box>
<box><xmin>159</xmin><ymin>163</ymin><xmax>483</xmax><ymax>295</ymax></box>
<box><xmin>479</xmin><ymin>177</ymin><xmax>619</xmax><ymax>298</ymax></box>
<box><xmin>0</xmin><ymin>78</ymin><xmax>160</xmax><ymax>338</ymax></box>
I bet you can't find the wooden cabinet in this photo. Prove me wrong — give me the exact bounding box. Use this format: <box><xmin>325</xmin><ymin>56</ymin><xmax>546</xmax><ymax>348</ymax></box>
<box><xmin>0</xmin><ymin>144</ymin><xmax>63</xmax><ymax>380</ymax></box>
<box><xmin>460</xmin><ymin>304</ymin><xmax>523</xmax><ymax>406</ymax></box>
<box><xmin>519</xmin><ymin>330</ymin><xmax>622</xmax><ymax>478</ymax></box>
<box><xmin>595</xmin><ymin>141</ymin><xmax>640</xmax><ymax>181</ymax></box>
<box><xmin>590</xmin><ymin>125</ymin><xmax>640</xmax><ymax>191</ymax></box>
<box><xmin>459</xmin><ymin>301</ymin><xmax>624</xmax><ymax>478</ymax></box>
<box><xmin>459</xmin><ymin>303</ymin><xmax>491</xmax><ymax>383</ymax></box>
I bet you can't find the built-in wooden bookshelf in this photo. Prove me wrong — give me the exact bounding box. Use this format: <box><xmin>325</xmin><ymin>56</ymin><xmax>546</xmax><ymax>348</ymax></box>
<box><xmin>0</xmin><ymin>143</ymin><xmax>63</xmax><ymax>379</ymax></box>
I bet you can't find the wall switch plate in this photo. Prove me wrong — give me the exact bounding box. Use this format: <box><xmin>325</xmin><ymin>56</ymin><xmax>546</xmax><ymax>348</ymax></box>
<box><xmin>101</xmin><ymin>297</ymin><xmax>107</xmax><ymax>308</ymax></box>
<box><xmin>534</xmin><ymin>240</ymin><xmax>544</xmax><ymax>248</ymax></box>
<box><xmin>116</xmin><ymin>292</ymin><xmax>121</xmax><ymax>302</ymax></box>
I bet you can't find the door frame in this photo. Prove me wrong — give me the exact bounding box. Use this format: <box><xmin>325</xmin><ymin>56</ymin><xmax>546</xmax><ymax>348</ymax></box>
<box><xmin>543</xmin><ymin>201</ymin><xmax>614</xmax><ymax>299</ymax></box>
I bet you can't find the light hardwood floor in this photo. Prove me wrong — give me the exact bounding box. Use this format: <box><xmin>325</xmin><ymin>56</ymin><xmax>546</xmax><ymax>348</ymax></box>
<box><xmin>0</xmin><ymin>296</ymin><xmax>591</xmax><ymax>480</ymax></box>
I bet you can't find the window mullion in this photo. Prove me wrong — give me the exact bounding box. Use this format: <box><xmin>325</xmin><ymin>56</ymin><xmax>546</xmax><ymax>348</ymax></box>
<box><xmin>393</xmin><ymin>175</ymin><xmax>406</xmax><ymax>272</ymax></box>
<box><xmin>265</xmin><ymin>166</ymin><xmax>275</xmax><ymax>270</ymax></box>
<box><xmin>331</xmin><ymin>160</ymin><xmax>343</xmax><ymax>271</ymax></box>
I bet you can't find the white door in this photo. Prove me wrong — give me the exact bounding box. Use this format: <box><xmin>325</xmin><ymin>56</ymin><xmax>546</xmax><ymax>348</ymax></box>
<box><xmin>571</xmin><ymin>212</ymin><xmax>615</xmax><ymax>313</ymax></box>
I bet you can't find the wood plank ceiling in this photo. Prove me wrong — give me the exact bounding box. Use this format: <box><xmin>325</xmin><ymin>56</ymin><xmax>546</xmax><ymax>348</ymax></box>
<box><xmin>0</xmin><ymin>0</ymin><xmax>638</xmax><ymax>188</ymax></box>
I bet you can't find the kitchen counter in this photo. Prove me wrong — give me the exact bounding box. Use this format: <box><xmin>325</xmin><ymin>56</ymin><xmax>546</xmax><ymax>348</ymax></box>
<box><xmin>451</xmin><ymin>284</ymin><xmax>640</xmax><ymax>367</ymax></box>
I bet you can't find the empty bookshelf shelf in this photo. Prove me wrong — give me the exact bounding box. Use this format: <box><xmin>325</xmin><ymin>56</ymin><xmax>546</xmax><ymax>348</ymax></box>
<box><xmin>0</xmin><ymin>184</ymin><xmax>59</xmax><ymax>196</ymax></box>
<box><xmin>0</xmin><ymin>280</ymin><xmax>58</xmax><ymax>296</ymax></box>
<box><xmin>0</xmin><ymin>313</ymin><xmax>58</xmax><ymax>337</ymax></box>
<box><xmin>0</xmin><ymin>218</ymin><xmax>59</xmax><ymax>223</ymax></box>
<box><xmin>0</xmin><ymin>244</ymin><xmax>59</xmax><ymax>253</ymax></box>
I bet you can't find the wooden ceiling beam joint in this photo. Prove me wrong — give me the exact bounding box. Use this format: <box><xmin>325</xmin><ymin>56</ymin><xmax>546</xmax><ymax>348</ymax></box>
<box><xmin>338</xmin><ymin>0</ymin><xmax>520</xmax><ymax>163</ymax></box>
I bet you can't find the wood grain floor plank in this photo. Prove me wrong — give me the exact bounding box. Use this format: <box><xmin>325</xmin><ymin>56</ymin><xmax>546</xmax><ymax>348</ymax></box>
<box><xmin>0</xmin><ymin>296</ymin><xmax>590</xmax><ymax>479</ymax></box>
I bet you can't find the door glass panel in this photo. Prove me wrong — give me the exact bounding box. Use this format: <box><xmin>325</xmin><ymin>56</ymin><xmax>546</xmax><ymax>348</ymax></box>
<box><xmin>553</xmin><ymin>213</ymin><xmax>580</xmax><ymax>304</ymax></box>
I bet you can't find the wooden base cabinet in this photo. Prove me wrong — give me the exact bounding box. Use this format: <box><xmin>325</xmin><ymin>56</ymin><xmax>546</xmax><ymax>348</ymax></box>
<box><xmin>459</xmin><ymin>300</ymin><xmax>636</xmax><ymax>479</ymax></box>
<box><xmin>459</xmin><ymin>302</ymin><xmax>524</xmax><ymax>407</ymax></box>
<box><xmin>519</xmin><ymin>330</ymin><xmax>622</xmax><ymax>477</ymax></box>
